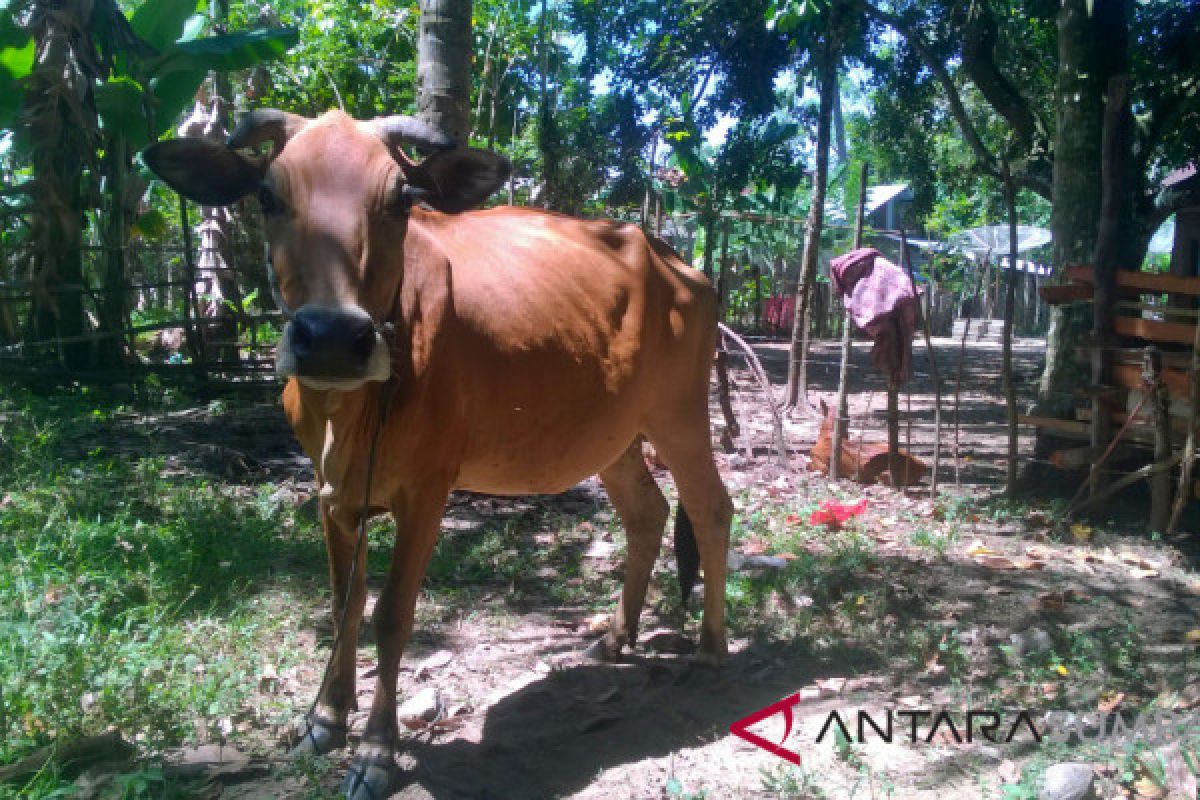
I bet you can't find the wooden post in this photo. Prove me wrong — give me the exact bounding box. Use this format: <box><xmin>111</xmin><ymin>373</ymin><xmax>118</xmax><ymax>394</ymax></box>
<box><xmin>831</xmin><ymin>164</ymin><xmax>869</xmax><ymax>481</ymax></box>
<box><xmin>701</xmin><ymin>213</ymin><xmax>716</xmax><ymax>280</ymax></box>
<box><xmin>717</xmin><ymin>218</ymin><xmax>732</xmax><ymax>319</ymax></box>
<box><xmin>886</xmin><ymin>379</ymin><xmax>901</xmax><ymax>485</ymax></box>
<box><xmin>1003</xmin><ymin>166</ymin><xmax>1020</xmax><ymax>496</ymax></box>
<box><xmin>900</xmin><ymin>229</ymin><xmax>942</xmax><ymax>495</ymax></box>
<box><xmin>1167</xmin><ymin>317</ymin><xmax>1200</xmax><ymax>534</ymax></box>
<box><xmin>752</xmin><ymin>265</ymin><xmax>763</xmax><ymax>333</ymax></box>
<box><xmin>1146</xmin><ymin>347</ymin><xmax>1173</xmax><ymax>531</ymax></box>
<box><xmin>178</xmin><ymin>196</ymin><xmax>209</xmax><ymax>398</ymax></box>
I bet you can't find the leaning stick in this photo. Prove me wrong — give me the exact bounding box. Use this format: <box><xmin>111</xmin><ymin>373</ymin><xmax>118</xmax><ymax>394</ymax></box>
<box><xmin>1167</xmin><ymin>315</ymin><xmax>1200</xmax><ymax>534</ymax></box>
<box><xmin>718</xmin><ymin>322</ymin><xmax>788</xmax><ymax>468</ymax></box>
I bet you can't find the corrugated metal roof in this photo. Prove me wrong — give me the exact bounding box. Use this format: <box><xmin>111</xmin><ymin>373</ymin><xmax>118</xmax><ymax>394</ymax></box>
<box><xmin>866</xmin><ymin>184</ymin><xmax>910</xmax><ymax>213</ymax></box>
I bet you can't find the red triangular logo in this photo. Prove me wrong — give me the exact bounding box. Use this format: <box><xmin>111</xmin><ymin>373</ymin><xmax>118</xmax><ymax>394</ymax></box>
<box><xmin>729</xmin><ymin>692</ymin><xmax>803</xmax><ymax>765</ymax></box>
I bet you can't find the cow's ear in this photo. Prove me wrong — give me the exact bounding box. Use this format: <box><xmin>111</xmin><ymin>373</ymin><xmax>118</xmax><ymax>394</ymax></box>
<box><xmin>143</xmin><ymin>138</ymin><xmax>266</xmax><ymax>206</ymax></box>
<box><xmin>403</xmin><ymin>148</ymin><xmax>511</xmax><ymax>213</ymax></box>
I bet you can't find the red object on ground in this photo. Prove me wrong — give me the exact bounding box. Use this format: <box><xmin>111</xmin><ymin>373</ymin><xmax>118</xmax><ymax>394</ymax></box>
<box><xmin>808</xmin><ymin>498</ymin><xmax>869</xmax><ymax>529</ymax></box>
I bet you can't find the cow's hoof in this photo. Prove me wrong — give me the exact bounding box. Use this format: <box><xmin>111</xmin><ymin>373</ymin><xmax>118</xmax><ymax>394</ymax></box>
<box><xmin>583</xmin><ymin>636</ymin><xmax>621</xmax><ymax>663</ymax></box>
<box><xmin>341</xmin><ymin>758</ymin><xmax>395</xmax><ymax>800</ymax></box>
<box><xmin>289</xmin><ymin>715</ymin><xmax>347</xmax><ymax>757</ymax></box>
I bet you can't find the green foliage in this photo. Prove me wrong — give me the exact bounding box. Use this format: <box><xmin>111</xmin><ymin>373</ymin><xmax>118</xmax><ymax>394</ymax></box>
<box><xmin>130</xmin><ymin>0</ymin><xmax>202</xmax><ymax>52</ymax></box>
<box><xmin>0</xmin><ymin>390</ymin><xmax>325</xmax><ymax>796</ymax></box>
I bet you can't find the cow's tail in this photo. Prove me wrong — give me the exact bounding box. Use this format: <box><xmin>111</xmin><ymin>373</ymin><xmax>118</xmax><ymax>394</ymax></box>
<box><xmin>673</xmin><ymin>502</ymin><xmax>700</xmax><ymax>608</ymax></box>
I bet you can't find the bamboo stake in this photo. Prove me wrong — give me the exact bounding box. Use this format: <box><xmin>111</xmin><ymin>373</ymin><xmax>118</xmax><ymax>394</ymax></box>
<box><xmin>831</xmin><ymin>164</ymin><xmax>869</xmax><ymax>481</ymax></box>
<box><xmin>1147</xmin><ymin>347</ymin><xmax>1173</xmax><ymax>531</ymax></box>
<box><xmin>953</xmin><ymin>254</ymin><xmax>988</xmax><ymax>488</ymax></box>
<box><xmin>901</xmin><ymin>228</ymin><xmax>942</xmax><ymax>496</ymax></box>
<box><xmin>1167</xmin><ymin>316</ymin><xmax>1200</xmax><ymax>534</ymax></box>
<box><xmin>1003</xmin><ymin>166</ymin><xmax>1020</xmax><ymax>496</ymax></box>
<box><xmin>178</xmin><ymin>196</ymin><xmax>209</xmax><ymax>398</ymax></box>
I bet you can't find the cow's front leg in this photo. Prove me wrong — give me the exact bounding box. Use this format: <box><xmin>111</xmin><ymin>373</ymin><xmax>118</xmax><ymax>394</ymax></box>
<box><xmin>293</xmin><ymin>499</ymin><xmax>367</xmax><ymax>756</ymax></box>
<box><xmin>342</xmin><ymin>488</ymin><xmax>447</xmax><ymax>800</ymax></box>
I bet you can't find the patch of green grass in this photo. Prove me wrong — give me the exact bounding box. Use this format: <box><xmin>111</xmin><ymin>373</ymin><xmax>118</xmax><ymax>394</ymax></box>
<box><xmin>0</xmin><ymin>390</ymin><xmax>326</xmax><ymax>798</ymax></box>
<box><xmin>760</xmin><ymin>764</ymin><xmax>830</xmax><ymax>799</ymax></box>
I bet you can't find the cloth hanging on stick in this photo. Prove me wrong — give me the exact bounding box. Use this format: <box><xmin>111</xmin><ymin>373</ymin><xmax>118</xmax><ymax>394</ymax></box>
<box><xmin>829</xmin><ymin>247</ymin><xmax>919</xmax><ymax>383</ymax></box>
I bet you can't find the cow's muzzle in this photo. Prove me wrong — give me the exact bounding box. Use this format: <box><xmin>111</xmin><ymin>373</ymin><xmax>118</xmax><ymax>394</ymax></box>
<box><xmin>277</xmin><ymin>305</ymin><xmax>391</xmax><ymax>389</ymax></box>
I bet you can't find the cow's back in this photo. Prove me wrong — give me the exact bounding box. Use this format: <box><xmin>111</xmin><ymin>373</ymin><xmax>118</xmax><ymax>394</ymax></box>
<box><xmin>402</xmin><ymin>207</ymin><xmax>716</xmax><ymax>494</ymax></box>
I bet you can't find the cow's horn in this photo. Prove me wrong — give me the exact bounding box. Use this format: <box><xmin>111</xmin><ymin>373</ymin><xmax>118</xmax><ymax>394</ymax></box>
<box><xmin>227</xmin><ymin>109</ymin><xmax>307</xmax><ymax>153</ymax></box>
<box><xmin>373</xmin><ymin>115</ymin><xmax>456</xmax><ymax>153</ymax></box>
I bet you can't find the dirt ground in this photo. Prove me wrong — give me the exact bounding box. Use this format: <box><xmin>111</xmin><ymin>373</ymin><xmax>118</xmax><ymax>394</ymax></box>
<box><xmin>88</xmin><ymin>335</ymin><xmax>1200</xmax><ymax>799</ymax></box>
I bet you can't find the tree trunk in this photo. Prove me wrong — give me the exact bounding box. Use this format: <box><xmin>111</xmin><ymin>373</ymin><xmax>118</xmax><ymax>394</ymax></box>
<box><xmin>25</xmin><ymin>0</ymin><xmax>98</xmax><ymax>370</ymax></box>
<box><xmin>417</xmin><ymin>0</ymin><xmax>473</xmax><ymax>146</ymax></box>
<box><xmin>1036</xmin><ymin>0</ymin><xmax>1119</xmax><ymax>416</ymax></box>
<box><xmin>97</xmin><ymin>134</ymin><xmax>129</xmax><ymax>368</ymax></box>
<box><xmin>784</xmin><ymin>31</ymin><xmax>836</xmax><ymax>408</ymax></box>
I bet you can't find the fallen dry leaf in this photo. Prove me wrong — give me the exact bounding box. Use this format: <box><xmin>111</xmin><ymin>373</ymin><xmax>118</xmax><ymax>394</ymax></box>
<box><xmin>1098</xmin><ymin>692</ymin><xmax>1125</xmax><ymax>714</ymax></box>
<box><xmin>1070</xmin><ymin>522</ymin><xmax>1093</xmax><ymax>542</ymax></box>
<box><xmin>974</xmin><ymin>554</ymin><xmax>1018</xmax><ymax>570</ymax></box>
<box><xmin>1131</xmin><ymin>777</ymin><xmax>1164</xmax><ymax>799</ymax></box>
<box><xmin>1035</xmin><ymin>591</ymin><xmax>1068</xmax><ymax>612</ymax></box>
<box><xmin>815</xmin><ymin>677</ymin><xmax>847</xmax><ymax>694</ymax></box>
<box><xmin>967</xmin><ymin>541</ymin><xmax>996</xmax><ymax>557</ymax></box>
<box><xmin>1183</xmin><ymin>629</ymin><xmax>1200</xmax><ymax>645</ymax></box>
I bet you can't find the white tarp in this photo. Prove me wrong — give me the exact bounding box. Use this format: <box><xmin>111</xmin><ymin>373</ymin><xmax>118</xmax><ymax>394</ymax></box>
<box><xmin>949</xmin><ymin>224</ymin><xmax>1053</xmax><ymax>255</ymax></box>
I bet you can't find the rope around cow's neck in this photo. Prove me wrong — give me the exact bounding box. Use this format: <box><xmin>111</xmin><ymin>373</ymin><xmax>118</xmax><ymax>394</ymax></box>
<box><xmin>305</xmin><ymin>376</ymin><xmax>398</xmax><ymax>730</ymax></box>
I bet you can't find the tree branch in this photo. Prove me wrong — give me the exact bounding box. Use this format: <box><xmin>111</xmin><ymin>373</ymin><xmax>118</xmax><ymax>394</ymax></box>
<box><xmin>960</xmin><ymin>1</ymin><xmax>1044</xmax><ymax>153</ymax></box>
<box><xmin>861</xmin><ymin>2</ymin><xmax>998</xmax><ymax>177</ymax></box>
<box><xmin>861</xmin><ymin>0</ymin><xmax>1053</xmax><ymax>200</ymax></box>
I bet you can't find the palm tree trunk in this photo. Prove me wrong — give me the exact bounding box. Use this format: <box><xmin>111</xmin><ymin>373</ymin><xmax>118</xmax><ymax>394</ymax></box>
<box><xmin>25</xmin><ymin>0</ymin><xmax>99</xmax><ymax>369</ymax></box>
<box><xmin>417</xmin><ymin>0</ymin><xmax>473</xmax><ymax>146</ymax></box>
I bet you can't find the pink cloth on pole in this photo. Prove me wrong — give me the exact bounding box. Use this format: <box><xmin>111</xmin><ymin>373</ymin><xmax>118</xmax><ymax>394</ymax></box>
<box><xmin>829</xmin><ymin>247</ymin><xmax>919</xmax><ymax>383</ymax></box>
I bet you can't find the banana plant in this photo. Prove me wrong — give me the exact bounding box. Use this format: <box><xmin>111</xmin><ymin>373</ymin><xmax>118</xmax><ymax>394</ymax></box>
<box><xmin>0</xmin><ymin>0</ymin><xmax>295</xmax><ymax>367</ymax></box>
<box><xmin>1</xmin><ymin>0</ymin><xmax>296</xmax><ymax>146</ymax></box>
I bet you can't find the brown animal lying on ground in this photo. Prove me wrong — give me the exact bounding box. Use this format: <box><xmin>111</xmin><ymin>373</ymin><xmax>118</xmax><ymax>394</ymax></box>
<box><xmin>808</xmin><ymin>399</ymin><xmax>927</xmax><ymax>487</ymax></box>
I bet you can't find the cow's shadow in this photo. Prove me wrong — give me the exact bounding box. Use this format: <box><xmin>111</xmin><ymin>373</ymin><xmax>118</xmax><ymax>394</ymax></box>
<box><xmin>387</xmin><ymin>641</ymin><xmax>879</xmax><ymax>799</ymax></box>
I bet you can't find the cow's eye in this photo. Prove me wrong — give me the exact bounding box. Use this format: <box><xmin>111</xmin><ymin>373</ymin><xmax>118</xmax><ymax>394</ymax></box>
<box><xmin>258</xmin><ymin>186</ymin><xmax>281</xmax><ymax>215</ymax></box>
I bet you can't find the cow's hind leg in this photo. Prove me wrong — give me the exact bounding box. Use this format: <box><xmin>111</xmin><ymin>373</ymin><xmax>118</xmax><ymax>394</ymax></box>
<box><xmin>293</xmin><ymin>500</ymin><xmax>368</xmax><ymax>756</ymax></box>
<box><xmin>645</xmin><ymin>411</ymin><xmax>733</xmax><ymax>667</ymax></box>
<box><xmin>586</xmin><ymin>439</ymin><xmax>669</xmax><ymax>661</ymax></box>
<box><xmin>342</xmin><ymin>487</ymin><xmax>447</xmax><ymax>800</ymax></box>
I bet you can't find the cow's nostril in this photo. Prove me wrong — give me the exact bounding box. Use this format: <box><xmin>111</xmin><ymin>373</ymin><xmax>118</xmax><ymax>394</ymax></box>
<box><xmin>349</xmin><ymin>323</ymin><xmax>376</xmax><ymax>361</ymax></box>
<box><xmin>291</xmin><ymin>319</ymin><xmax>314</xmax><ymax>358</ymax></box>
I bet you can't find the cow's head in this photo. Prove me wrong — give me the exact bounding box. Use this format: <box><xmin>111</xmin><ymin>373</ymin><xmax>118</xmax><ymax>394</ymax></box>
<box><xmin>143</xmin><ymin>110</ymin><xmax>510</xmax><ymax>390</ymax></box>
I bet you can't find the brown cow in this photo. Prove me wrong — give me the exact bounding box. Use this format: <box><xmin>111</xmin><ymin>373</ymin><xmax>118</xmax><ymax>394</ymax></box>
<box><xmin>809</xmin><ymin>399</ymin><xmax>927</xmax><ymax>486</ymax></box>
<box><xmin>144</xmin><ymin>110</ymin><xmax>732</xmax><ymax>799</ymax></box>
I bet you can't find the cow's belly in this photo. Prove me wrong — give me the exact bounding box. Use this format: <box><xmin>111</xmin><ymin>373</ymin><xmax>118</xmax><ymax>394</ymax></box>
<box><xmin>451</xmin><ymin>361</ymin><xmax>646</xmax><ymax>495</ymax></box>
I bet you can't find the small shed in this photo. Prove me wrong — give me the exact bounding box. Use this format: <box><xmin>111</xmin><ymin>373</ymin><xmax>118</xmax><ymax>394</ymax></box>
<box><xmin>866</xmin><ymin>184</ymin><xmax>914</xmax><ymax>231</ymax></box>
